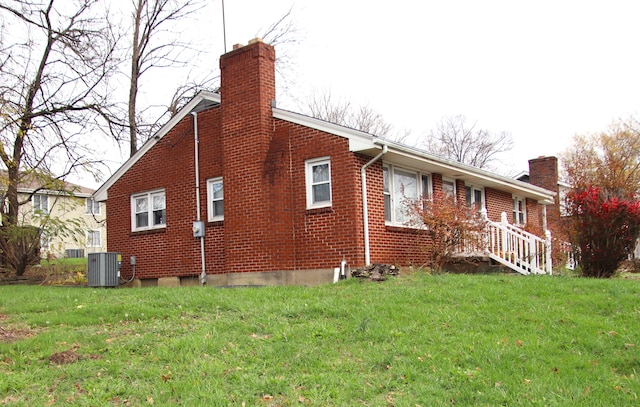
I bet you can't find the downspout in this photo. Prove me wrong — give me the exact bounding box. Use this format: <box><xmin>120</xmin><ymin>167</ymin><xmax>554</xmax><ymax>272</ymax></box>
<box><xmin>192</xmin><ymin>112</ymin><xmax>207</xmax><ymax>285</ymax></box>
<box><xmin>361</xmin><ymin>144</ymin><xmax>388</xmax><ymax>266</ymax></box>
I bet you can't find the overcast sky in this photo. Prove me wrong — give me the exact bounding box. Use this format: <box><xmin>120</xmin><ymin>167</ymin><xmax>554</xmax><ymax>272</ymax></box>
<box><xmin>95</xmin><ymin>0</ymin><xmax>640</xmax><ymax>186</ymax></box>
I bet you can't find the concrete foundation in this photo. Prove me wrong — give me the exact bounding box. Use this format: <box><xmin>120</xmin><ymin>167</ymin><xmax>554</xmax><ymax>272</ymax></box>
<box><xmin>119</xmin><ymin>268</ymin><xmax>336</xmax><ymax>288</ymax></box>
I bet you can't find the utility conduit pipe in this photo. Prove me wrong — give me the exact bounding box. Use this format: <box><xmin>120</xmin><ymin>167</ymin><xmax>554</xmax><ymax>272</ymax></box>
<box><xmin>361</xmin><ymin>144</ymin><xmax>388</xmax><ymax>266</ymax></box>
<box><xmin>192</xmin><ymin>112</ymin><xmax>206</xmax><ymax>285</ymax></box>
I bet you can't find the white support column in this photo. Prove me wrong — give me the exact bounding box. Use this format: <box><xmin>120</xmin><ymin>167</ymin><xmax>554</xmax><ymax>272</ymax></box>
<box><xmin>545</xmin><ymin>229</ymin><xmax>553</xmax><ymax>275</ymax></box>
<box><xmin>500</xmin><ymin>212</ymin><xmax>508</xmax><ymax>257</ymax></box>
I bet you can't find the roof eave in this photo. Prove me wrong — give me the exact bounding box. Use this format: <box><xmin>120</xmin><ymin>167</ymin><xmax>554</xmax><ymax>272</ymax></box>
<box><xmin>93</xmin><ymin>91</ymin><xmax>221</xmax><ymax>201</ymax></box>
<box><xmin>272</xmin><ymin>109</ymin><xmax>555</xmax><ymax>204</ymax></box>
<box><xmin>374</xmin><ymin>139</ymin><xmax>556</xmax><ymax>203</ymax></box>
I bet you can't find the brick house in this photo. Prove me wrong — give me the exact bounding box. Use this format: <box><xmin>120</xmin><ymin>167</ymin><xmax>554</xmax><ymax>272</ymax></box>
<box><xmin>94</xmin><ymin>39</ymin><xmax>555</xmax><ymax>287</ymax></box>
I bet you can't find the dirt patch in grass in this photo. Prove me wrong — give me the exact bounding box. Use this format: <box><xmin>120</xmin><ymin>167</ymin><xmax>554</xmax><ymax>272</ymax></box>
<box><xmin>0</xmin><ymin>326</ymin><xmax>32</xmax><ymax>342</ymax></box>
<box><xmin>0</xmin><ymin>314</ymin><xmax>34</xmax><ymax>343</ymax></box>
<box><xmin>49</xmin><ymin>349</ymin><xmax>82</xmax><ymax>365</ymax></box>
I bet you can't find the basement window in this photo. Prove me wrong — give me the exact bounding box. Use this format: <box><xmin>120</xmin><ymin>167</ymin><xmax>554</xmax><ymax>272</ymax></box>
<box><xmin>305</xmin><ymin>157</ymin><xmax>331</xmax><ymax>209</ymax></box>
<box><xmin>131</xmin><ymin>190</ymin><xmax>166</xmax><ymax>231</ymax></box>
<box><xmin>207</xmin><ymin>177</ymin><xmax>224</xmax><ymax>221</ymax></box>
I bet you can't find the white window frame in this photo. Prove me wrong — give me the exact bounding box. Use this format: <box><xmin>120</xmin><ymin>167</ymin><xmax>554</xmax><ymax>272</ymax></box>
<box><xmin>33</xmin><ymin>194</ymin><xmax>48</xmax><ymax>215</ymax></box>
<box><xmin>85</xmin><ymin>198</ymin><xmax>100</xmax><ymax>215</ymax></box>
<box><xmin>131</xmin><ymin>189</ymin><xmax>166</xmax><ymax>232</ymax></box>
<box><xmin>465</xmin><ymin>184</ymin><xmax>485</xmax><ymax>211</ymax></box>
<box><xmin>86</xmin><ymin>229</ymin><xmax>102</xmax><ymax>247</ymax></box>
<box><xmin>512</xmin><ymin>195</ymin><xmax>527</xmax><ymax>225</ymax></box>
<box><xmin>207</xmin><ymin>177</ymin><xmax>224</xmax><ymax>222</ymax></box>
<box><xmin>305</xmin><ymin>157</ymin><xmax>332</xmax><ymax>209</ymax></box>
<box><xmin>442</xmin><ymin>178</ymin><xmax>456</xmax><ymax>199</ymax></box>
<box><xmin>383</xmin><ymin>164</ymin><xmax>431</xmax><ymax>226</ymax></box>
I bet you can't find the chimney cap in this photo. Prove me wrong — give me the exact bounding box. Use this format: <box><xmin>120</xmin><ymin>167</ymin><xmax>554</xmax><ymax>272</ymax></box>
<box><xmin>248</xmin><ymin>37</ymin><xmax>263</xmax><ymax>44</ymax></box>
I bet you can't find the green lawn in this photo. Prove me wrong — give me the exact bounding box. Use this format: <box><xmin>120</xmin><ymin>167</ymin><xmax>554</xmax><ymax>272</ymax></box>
<box><xmin>1</xmin><ymin>272</ymin><xmax>639</xmax><ymax>406</ymax></box>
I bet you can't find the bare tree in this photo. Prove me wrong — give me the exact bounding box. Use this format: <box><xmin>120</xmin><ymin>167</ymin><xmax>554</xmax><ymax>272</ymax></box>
<box><xmin>424</xmin><ymin>115</ymin><xmax>513</xmax><ymax>169</ymax></box>
<box><xmin>0</xmin><ymin>0</ymin><xmax>117</xmax><ymax>275</ymax></box>
<box><xmin>127</xmin><ymin>0</ymin><xmax>204</xmax><ymax>156</ymax></box>
<box><xmin>301</xmin><ymin>90</ymin><xmax>411</xmax><ymax>143</ymax></box>
<box><xmin>258</xmin><ymin>6</ymin><xmax>301</xmax><ymax>96</ymax></box>
<box><xmin>162</xmin><ymin>7</ymin><xmax>300</xmax><ymax>119</ymax></box>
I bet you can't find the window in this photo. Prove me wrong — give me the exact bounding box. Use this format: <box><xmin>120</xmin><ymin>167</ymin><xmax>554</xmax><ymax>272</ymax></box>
<box><xmin>86</xmin><ymin>230</ymin><xmax>102</xmax><ymax>247</ymax></box>
<box><xmin>383</xmin><ymin>165</ymin><xmax>431</xmax><ymax>225</ymax></box>
<box><xmin>512</xmin><ymin>196</ymin><xmax>526</xmax><ymax>225</ymax></box>
<box><xmin>33</xmin><ymin>194</ymin><xmax>48</xmax><ymax>214</ymax></box>
<box><xmin>465</xmin><ymin>185</ymin><xmax>485</xmax><ymax>211</ymax></box>
<box><xmin>442</xmin><ymin>179</ymin><xmax>456</xmax><ymax>198</ymax></box>
<box><xmin>207</xmin><ymin>177</ymin><xmax>224</xmax><ymax>221</ymax></box>
<box><xmin>86</xmin><ymin>198</ymin><xmax>100</xmax><ymax>215</ymax></box>
<box><xmin>306</xmin><ymin>158</ymin><xmax>331</xmax><ymax>209</ymax></box>
<box><xmin>131</xmin><ymin>190</ymin><xmax>166</xmax><ymax>231</ymax></box>
<box><xmin>383</xmin><ymin>167</ymin><xmax>391</xmax><ymax>222</ymax></box>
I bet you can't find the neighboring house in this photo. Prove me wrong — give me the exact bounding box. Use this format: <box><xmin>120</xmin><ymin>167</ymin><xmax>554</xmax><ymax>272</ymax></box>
<box><xmin>94</xmin><ymin>39</ymin><xmax>556</xmax><ymax>287</ymax></box>
<box><xmin>7</xmin><ymin>174</ymin><xmax>107</xmax><ymax>258</ymax></box>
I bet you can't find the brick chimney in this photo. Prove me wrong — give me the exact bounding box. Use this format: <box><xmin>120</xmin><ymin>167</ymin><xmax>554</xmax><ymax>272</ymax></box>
<box><xmin>528</xmin><ymin>156</ymin><xmax>561</xmax><ymax>234</ymax></box>
<box><xmin>219</xmin><ymin>39</ymin><xmax>280</xmax><ymax>273</ymax></box>
<box><xmin>528</xmin><ymin>156</ymin><xmax>559</xmax><ymax>195</ymax></box>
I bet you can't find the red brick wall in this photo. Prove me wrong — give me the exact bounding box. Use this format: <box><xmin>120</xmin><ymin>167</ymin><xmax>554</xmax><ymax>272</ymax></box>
<box><xmin>107</xmin><ymin>109</ymin><xmax>224</xmax><ymax>279</ymax></box>
<box><xmin>485</xmin><ymin>187</ymin><xmax>511</xmax><ymax>222</ymax></box>
<box><xmin>525</xmin><ymin>198</ymin><xmax>541</xmax><ymax>228</ymax></box>
<box><xmin>276</xmin><ymin>122</ymin><xmax>364</xmax><ymax>269</ymax></box>
<box><xmin>364</xmin><ymin>160</ymin><xmax>432</xmax><ymax>266</ymax></box>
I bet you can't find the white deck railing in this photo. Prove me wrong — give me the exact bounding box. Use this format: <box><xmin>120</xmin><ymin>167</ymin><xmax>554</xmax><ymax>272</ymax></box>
<box><xmin>483</xmin><ymin>212</ymin><xmax>553</xmax><ymax>275</ymax></box>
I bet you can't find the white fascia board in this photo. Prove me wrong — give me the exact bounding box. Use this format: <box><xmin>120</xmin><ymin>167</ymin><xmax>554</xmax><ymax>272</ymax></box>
<box><xmin>272</xmin><ymin>108</ymin><xmax>375</xmax><ymax>151</ymax></box>
<box><xmin>93</xmin><ymin>91</ymin><xmax>221</xmax><ymax>202</ymax></box>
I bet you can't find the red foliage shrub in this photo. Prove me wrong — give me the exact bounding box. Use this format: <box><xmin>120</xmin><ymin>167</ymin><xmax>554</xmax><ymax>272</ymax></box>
<box><xmin>407</xmin><ymin>191</ymin><xmax>486</xmax><ymax>271</ymax></box>
<box><xmin>565</xmin><ymin>186</ymin><xmax>640</xmax><ymax>278</ymax></box>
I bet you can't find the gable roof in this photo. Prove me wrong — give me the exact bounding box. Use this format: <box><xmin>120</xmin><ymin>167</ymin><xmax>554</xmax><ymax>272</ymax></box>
<box><xmin>93</xmin><ymin>91</ymin><xmax>220</xmax><ymax>201</ymax></box>
<box><xmin>0</xmin><ymin>170</ymin><xmax>94</xmax><ymax>198</ymax></box>
<box><xmin>94</xmin><ymin>91</ymin><xmax>555</xmax><ymax>205</ymax></box>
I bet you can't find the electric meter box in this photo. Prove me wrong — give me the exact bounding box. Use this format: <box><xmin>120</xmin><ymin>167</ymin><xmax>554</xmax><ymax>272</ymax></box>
<box><xmin>193</xmin><ymin>221</ymin><xmax>205</xmax><ymax>238</ymax></box>
<box><xmin>87</xmin><ymin>252</ymin><xmax>121</xmax><ymax>287</ymax></box>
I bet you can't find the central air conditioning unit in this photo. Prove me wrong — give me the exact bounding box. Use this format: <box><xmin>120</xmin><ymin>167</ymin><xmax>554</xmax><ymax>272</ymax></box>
<box><xmin>87</xmin><ymin>252</ymin><xmax>121</xmax><ymax>287</ymax></box>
